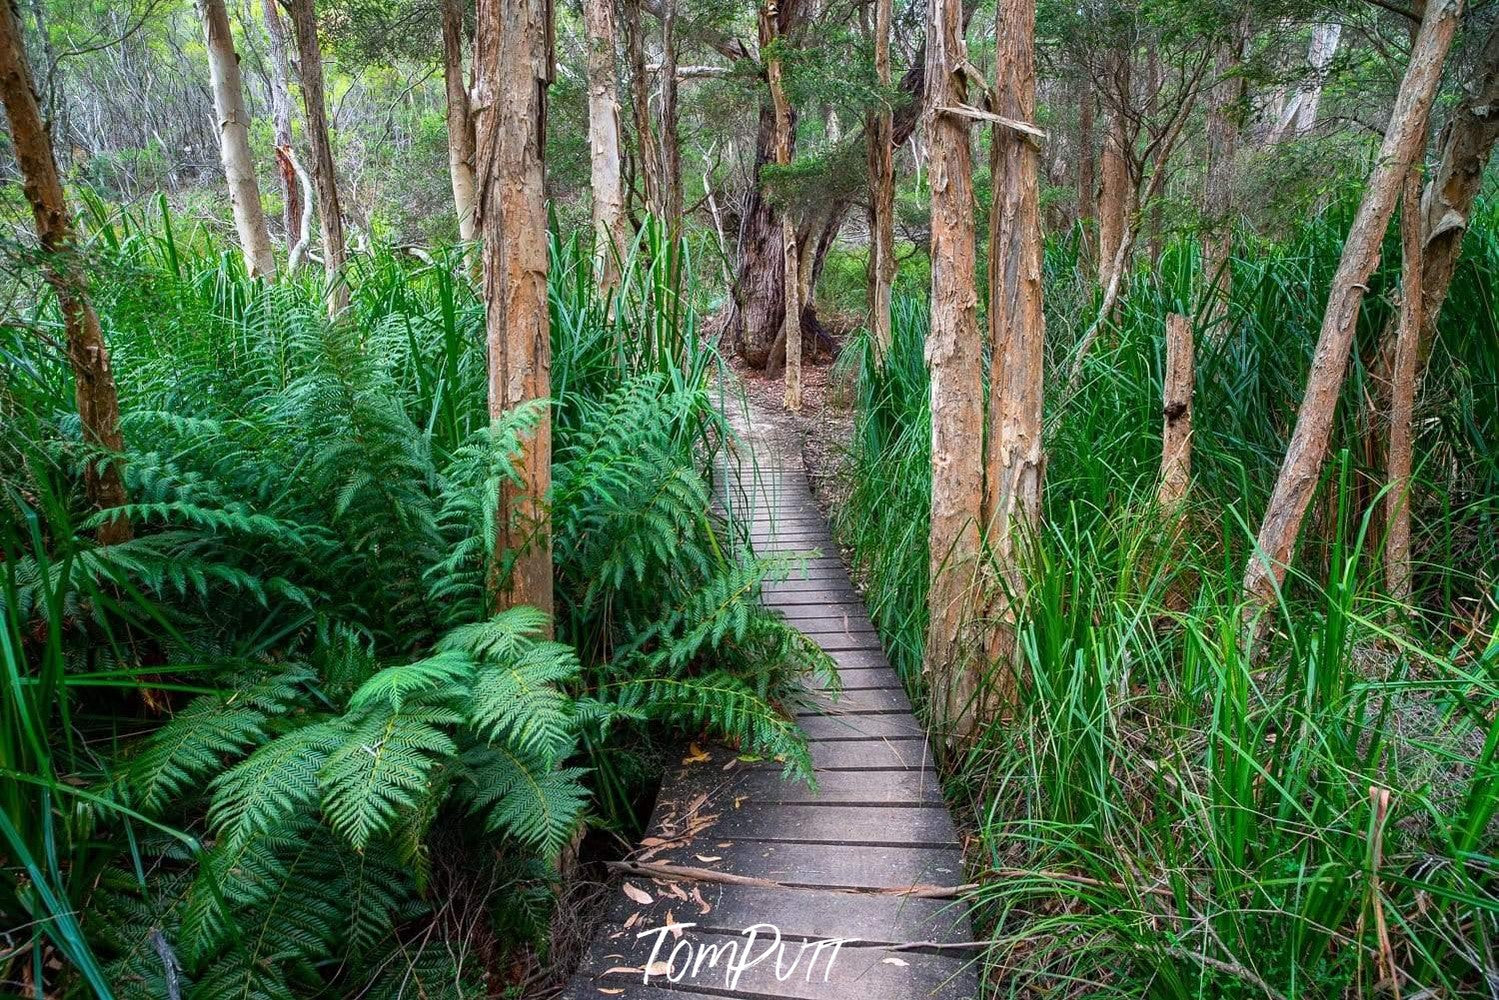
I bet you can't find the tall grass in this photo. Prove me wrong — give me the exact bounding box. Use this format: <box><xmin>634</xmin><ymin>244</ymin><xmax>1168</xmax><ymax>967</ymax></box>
<box><xmin>835</xmin><ymin>195</ymin><xmax>1499</xmax><ymax>996</ymax></box>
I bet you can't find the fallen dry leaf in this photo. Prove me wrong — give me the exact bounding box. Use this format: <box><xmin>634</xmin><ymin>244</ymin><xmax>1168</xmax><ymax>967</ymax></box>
<box><xmin>882</xmin><ymin>957</ymin><xmax>910</xmax><ymax>967</ymax></box>
<box><xmin>646</xmin><ymin>961</ymin><xmax>672</xmax><ymax>977</ymax></box>
<box><xmin>694</xmin><ymin>854</ymin><xmax>722</xmax><ymax>863</ymax></box>
<box><xmin>597</xmin><ymin>990</ymin><xmax>625</xmax><ymax>996</ymax></box>
<box><xmin>621</xmin><ymin>882</ymin><xmax>653</xmax><ymax>905</ymax></box>
<box><xmin>682</xmin><ymin>742</ymin><xmax>710</xmax><ymax>764</ymax></box>
<box><xmin>690</xmin><ymin>885</ymin><xmax>711</xmax><ymax>915</ymax></box>
<box><xmin>623</xmin><ymin>912</ymin><xmax>640</xmax><ymax>930</ymax></box>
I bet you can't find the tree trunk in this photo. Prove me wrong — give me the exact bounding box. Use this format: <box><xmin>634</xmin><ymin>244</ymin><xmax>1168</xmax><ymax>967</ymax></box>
<box><xmin>583</xmin><ymin>0</ymin><xmax>628</xmax><ymax>289</ymax></box>
<box><xmin>1077</xmin><ymin>70</ymin><xmax>1096</xmax><ymax>231</ymax></box>
<box><xmin>199</xmin><ymin>0</ymin><xmax>275</xmax><ymax>279</ymax></box>
<box><xmin>475</xmin><ymin>0</ymin><xmax>553</xmax><ymax>621</ymax></box>
<box><xmin>866</xmin><ymin>0</ymin><xmax>894</xmax><ymax>366</ymax></box>
<box><xmin>1159</xmin><ymin>313</ymin><xmax>1193</xmax><ymax>510</ymax></box>
<box><xmin>924</xmin><ymin>0</ymin><xmax>983</xmax><ymax>739</ymax></box>
<box><xmin>981</xmin><ymin>0</ymin><xmax>1045</xmax><ymax>714</ymax></box>
<box><xmin>441</xmin><ymin>0</ymin><xmax>478</xmax><ymax>241</ymax></box>
<box><xmin>659</xmin><ymin>0</ymin><xmax>683</xmax><ymax>231</ymax></box>
<box><xmin>1097</xmin><ymin>53</ymin><xmax>1130</xmax><ymax>290</ymax></box>
<box><xmin>1202</xmin><ymin>23</ymin><xmax>1246</xmax><ymax>334</ymax></box>
<box><xmin>761</xmin><ymin>0</ymin><xmax>801</xmax><ymax>410</ymax></box>
<box><xmin>624</xmin><ymin>0</ymin><xmax>663</xmax><ymax>216</ymax></box>
<box><xmin>1243</xmin><ymin>0</ymin><xmax>1460</xmax><ymax>616</ymax></box>
<box><xmin>1385</xmin><ymin>168</ymin><xmax>1422</xmax><ymax>603</ymax></box>
<box><xmin>260</xmin><ymin>0</ymin><xmax>301</xmax><ymax>251</ymax></box>
<box><xmin>285</xmin><ymin>0</ymin><xmax>349</xmax><ymax>316</ymax></box>
<box><xmin>1293</xmin><ymin>23</ymin><xmax>1341</xmax><ymax>135</ymax></box>
<box><xmin>0</xmin><ymin>0</ymin><xmax>131</xmax><ymax>544</ymax></box>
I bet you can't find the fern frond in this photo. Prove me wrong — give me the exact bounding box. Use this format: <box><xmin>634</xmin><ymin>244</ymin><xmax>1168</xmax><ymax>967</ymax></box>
<box><xmin>467</xmin><ymin>641</ymin><xmax>579</xmax><ymax>759</ymax></box>
<box><xmin>459</xmin><ymin>744</ymin><xmax>589</xmax><ymax>861</ymax></box>
<box><xmin>347</xmin><ymin>649</ymin><xmax>475</xmax><ymax>713</ymax></box>
<box><xmin>320</xmin><ymin>706</ymin><xmax>460</xmax><ymax>850</ymax></box>
<box><xmin>208</xmin><ymin>722</ymin><xmax>342</xmax><ymax>849</ymax></box>
<box><xmin>128</xmin><ymin>698</ymin><xmax>270</xmax><ymax>815</ymax></box>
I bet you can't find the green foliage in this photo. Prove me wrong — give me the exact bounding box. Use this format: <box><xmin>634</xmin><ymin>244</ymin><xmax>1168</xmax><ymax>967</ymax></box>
<box><xmin>836</xmin><ymin>198</ymin><xmax>1499</xmax><ymax>997</ymax></box>
<box><xmin>1</xmin><ymin>209</ymin><xmax>832</xmax><ymax>996</ymax></box>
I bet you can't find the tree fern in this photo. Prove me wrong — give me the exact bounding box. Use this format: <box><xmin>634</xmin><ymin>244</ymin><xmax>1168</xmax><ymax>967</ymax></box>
<box><xmin>459</xmin><ymin>744</ymin><xmax>590</xmax><ymax>861</ymax></box>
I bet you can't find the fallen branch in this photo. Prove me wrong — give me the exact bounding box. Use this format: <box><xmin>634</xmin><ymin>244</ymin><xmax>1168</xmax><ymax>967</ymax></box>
<box><xmin>936</xmin><ymin>104</ymin><xmax>1046</xmax><ymax>142</ymax></box>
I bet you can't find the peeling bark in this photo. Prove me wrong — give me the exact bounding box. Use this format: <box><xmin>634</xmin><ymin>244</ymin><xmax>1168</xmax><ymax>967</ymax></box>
<box><xmin>1159</xmin><ymin>314</ymin><xmax>1194</xmax><ymax>511</ymax></box>
<box><xmin>260</xmin><ymin>0</ymin><xmax>301</xmax><ymax>250</ymax></box>
<box><xmin>865</xmin><ymin>0</ymin><xmax>894</xmax><ymax>366</ymax></box>
<box><xmin>981</xmin><ymin>0</ymin><xmax>1045</xmax><ymax>713</ymax></box>
<box><xmin>442</xmin><ymin>0</ymin><xmax>477</xmax><ymax>241</ymax></box>
<box><xmin>199</xmin><ymin>0</ymin><xmax>275</xmax><ymax>279</ymax></box>
<box><xmin>1202</xmin><ymin>22</ymin><xmax>1246</xmax><ymax>333</ymax></box>
<box><xmin>475</xmin><ymin>0</ymin><xmax>554</xmax><ymax>622</ymax></box>
<box><xmin>924</xmin><ymin>0</ymin><xmax>983</xmax><ymax>739</ymax></box>
<box><xmin>286</xmin><ymin>0</ymin><xmax>349</xmax><ymax>316</ymax></box>
<box><xmin>584</xmin><ymin>0</ymin><xmax>628</xmax><ymax>289</ymax></box>
<box><xmin>624</xmin><ymin>0</ymin><xmax>663</xmax><ymax>216</ymax></box>
<box><xmin>1243</xmin><ymin>0</ymin><xmax>1461</xmax><ymax>617</ymax></box>
<box><xmin>0</xmin><ymin>0</ymin><xmax>131</xmax><ymax>544</ymax></box>
<box><xmin>761</xmin><ymin>0</ymin><xmax>800</xmax><ymax>410</ymax></box>
<box><xmin>1386</xmin><ymin>169</ymin><xmax>1422</xmax><ymax>603</ymax></box>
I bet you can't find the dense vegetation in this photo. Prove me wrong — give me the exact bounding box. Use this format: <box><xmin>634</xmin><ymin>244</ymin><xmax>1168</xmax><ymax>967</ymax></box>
<box><xmin>3</xmin><ymin>0</ymin><xmax>1499</xmax><ymax>997</ymax></box>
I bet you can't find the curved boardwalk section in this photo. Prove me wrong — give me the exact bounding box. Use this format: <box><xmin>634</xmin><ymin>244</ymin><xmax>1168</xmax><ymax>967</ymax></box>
<box><xmin>562</xmin><ymin>406</ymin><xmax>979</xmax><ymax>1000</ymax></box>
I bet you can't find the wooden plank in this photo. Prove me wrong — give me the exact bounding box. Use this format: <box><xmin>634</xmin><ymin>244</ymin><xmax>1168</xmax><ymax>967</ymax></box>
<box><xmin>763</xmin><ymin>580</ymin><xmax>861</xmax><ymax>596</ymax></box>
<box><xmin>701</xmin><ymin>803</ymin><xmax>956</xmax><ymax>847</ymax></box>
<box><xmin>818</xmin><ymin>667</ymin><xmax>903</xmax><ymax>690</ymax></box>
<box><xmin>797</xmin><ymin>713</ymin><xmax>924</xmax><ymax>740</ymax></box>
<box><xmin>573</xmin><ymin>930</ymin><xmax>980</xmax><ymax>1000</ymax></box>
<box><xmin>599</xmin><ymin>882</ymin><xmax>973</xmax><ymax>944</ymax></box>
<box><xmin>747</xmin><ymin>739</ymin><xmax>933</xmax><ymax>771</ymax></box>
<box><xmin>825</xmin><ymin>648</ymin><xmax>898</xmax><ymax>671</ymax></box>
<box><xmin>645</xmin><ymin>839</ymin><xmax>966</xmax><ymax>891</ymax></box>
<box><xmin>807</xmin><ymin>633</ymin><xmax>886</xmax><ymax>653</ymax></box>
<box><xmin>663</xmin><ymin>763</ymin><xmax>945</xmax><ymax>806</ymax></box>
<box><xmin>807</xmin><ymin>688</ymin><xmax>912</xmax><ymax>714</ymax></box>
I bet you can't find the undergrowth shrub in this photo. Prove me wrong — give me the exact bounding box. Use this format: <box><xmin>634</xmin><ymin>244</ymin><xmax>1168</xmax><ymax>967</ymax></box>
<box><xmin>835</xmin><ymin>195</ymin><xmax>1499</xmax><ymax>997</ymax></box>
<box><xmin>1</xmin><ymin>206</ymin><xmax>831</xmax><ymax>998</ymax></box>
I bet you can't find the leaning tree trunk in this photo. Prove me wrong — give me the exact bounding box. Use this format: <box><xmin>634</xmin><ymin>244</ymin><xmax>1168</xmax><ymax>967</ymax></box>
<box><xmin>1386</xmin><ymin>168</ymin><xmax>1423</xmax><ymax>603</ymax></box>
<box><xmin>260</xmin><ymin>0</ymin><xmax>301</xmax><ymax>251</ymax></box>
<box><xmin>924</xmin><ymin>0</ymin><xmax>984</xmax><ymax>740</ymax></box>
<box><xmin>285</xmin><ymin>0</ymin><xmax>349</xmax><ymax>316</ymax></box>
<box><xmin>441</xmin><ymin>0</ymin><xmax>477</xmax><ymax>241</ymax></box>
<box><xmin>583</xmin><ymin>0</ymin><xmax>628</xmax><ymax>290</ymax></box>
<box><xmin>1202</xmin><ymin>22</ymin><xmax>1246</xmax><ymax>333</ymax></box>
<box><xmin>981</xmin><ymin>0</ymin><xmax>1046</xmax><ymax>714</ymax></box>
<box><xmin>476</xmin><ymin>0</ymin><xmax>553</xmax><ymax>621</ymax></box>
<box><xmin>1243</xmin><ymin>0</ymin><xmax>1461</xmax><ymax>617</ymax></box>
<box><xmin>199</xmin><ymin>0</ymin><xmax>276</xmax><ymax>279</ymax></box>
<box><xmin>866</xmin><ymin>0</ymin><xmax>894</xmax><ymax>366</ymax></box>
<box><xmin>761</xmin><ymin>0</ymin><xmax>800</xmax><ymax>410</ymax></box>
<box><xmin>0</xmin><ymin>0</ymin><xmax>131</xmax><ymax>544</ymax></box>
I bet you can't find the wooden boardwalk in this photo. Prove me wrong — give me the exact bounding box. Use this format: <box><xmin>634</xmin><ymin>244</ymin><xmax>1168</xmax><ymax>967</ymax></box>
<box><xmin>562</xmin><ymin>406</ymin><xmax>980</xmax><ymax>1000</ymax></box>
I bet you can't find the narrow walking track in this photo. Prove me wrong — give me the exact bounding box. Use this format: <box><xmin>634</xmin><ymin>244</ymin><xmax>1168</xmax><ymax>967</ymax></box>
<box><xmin>562</xmin><ymin>401</ymin><xmax>980</xmax><ymax>1000</ymax></box>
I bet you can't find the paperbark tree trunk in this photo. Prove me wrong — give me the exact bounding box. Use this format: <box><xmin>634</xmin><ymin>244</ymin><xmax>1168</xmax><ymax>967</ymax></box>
<box><xmin>441</xmin><ymin>0</ymin><xmax>477</xmax><ymax>241</ymax></box>
<box><xmin>286</xmin><ymin>0</ymin><xmax>349</xmax><ymax>316</ymax></box>
<box><xmin>624</xmin><ymin>0</ymin><xmax>663</xmax><ymax>216</ymax></box>
<box><xmin>866</xmin><ymin>0</ymin><xmax>894</xmax><ymax>366</ymax></box>
<box><xmin>659</xmin><ymin>0</ymin><xmax>683</xmax><ymax>231</ymax></box>
<box><xmin>1385</xmin><ymin>168</ymin><xmax>1422</xmax><ymax>603</ymax></box>
<box><xmin>1097</xmin><ymin>52</ymin><xmax>1130</xmax><ymax>290</ymax></box>
<box><xmin>475</xmin><ymin>0</ymin><xmax>553</xmax><ymax>621</ymax></box>
<box><xmin>199</xmin><ymin>0</ymin><xmax>275</xmax><ymax>279</ymax></box>
<box><xmin>924</xmin><ymin>0</ymin><xmax>983</xmax><ymax>739</ymax></box>
<box><xmin>761</xmin><ymin>0</ymin><xmax>801</xmax><ymax>410</ymax></box>
<box><xmin>1243</xmin><ymin>0</ymin><xmax>1460</xmax><ymax>616</ymax></box>
<box><xmin>260</xmin><ymin>0</ymin><xmax>301</xmax><ymax>251</ymax></box>
<box><xmin>0</xmin><ymin>1</ymin><xmax>131</xmax><ymax>544</ymax></box>
<box><xmin>1293</xmin><ymin>23</ymin><xmax>1341</xmax><ymax>135</ymax></box>
<box><xmin>1159</xmin><ymin>313</ymin><xmax>1194</xmax><ymax>510</ymax></box>
<box><xmin>1201</xmin><ymin>23</ymin><xmax>1246</xmax><ymax>332</ymax></box>
<box><xmin>1077</xmin><ymin>71</ymin><xmax>1096</xmax><ymax>231</ymax></box>
<box><xmin>981</xmin><ymin>0</ymin><xmax>1045</xmax><ymax>713</ymax></box>
<box><xmin>584</xmin><ymin>0</ymin><xmax>628</xmax><ymax>289</ymax></box>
